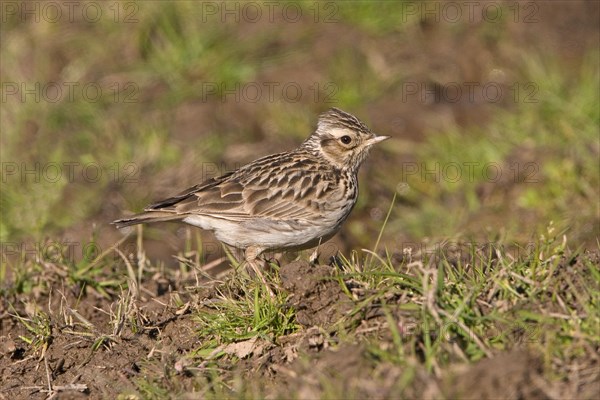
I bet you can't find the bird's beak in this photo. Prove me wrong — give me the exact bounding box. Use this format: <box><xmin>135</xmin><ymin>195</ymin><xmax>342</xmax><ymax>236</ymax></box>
<box><xmin>366</xmin><ymin>135</ymin><xmax>391</xmax><ymax>146</ymax></box>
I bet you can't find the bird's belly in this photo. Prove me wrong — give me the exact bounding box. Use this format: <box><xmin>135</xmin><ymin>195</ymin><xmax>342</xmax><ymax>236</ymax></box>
<box><xmin>183</xmin><ymin>209</ymin><xmax>350</xmax><ymax>251</ymax></box>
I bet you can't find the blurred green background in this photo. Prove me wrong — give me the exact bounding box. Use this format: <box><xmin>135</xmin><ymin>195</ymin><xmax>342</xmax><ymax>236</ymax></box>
<box><xmin>1</xmin><ymin>1</ymin><xmax>598</xmax><ymax>260</ymax></box>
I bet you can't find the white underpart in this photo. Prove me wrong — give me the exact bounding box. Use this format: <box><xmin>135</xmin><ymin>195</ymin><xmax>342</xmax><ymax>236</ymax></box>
<box><xmin>183</xmin><ymin>202</ymin><xmax>351</xmax><ymax>251</ymax></box>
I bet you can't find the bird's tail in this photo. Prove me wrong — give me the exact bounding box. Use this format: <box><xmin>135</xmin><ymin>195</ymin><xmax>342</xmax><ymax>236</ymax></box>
<box><xmin>112</xmin><ymin>211</ymin><xmax>184</xmax><ymax>229</ymax></box>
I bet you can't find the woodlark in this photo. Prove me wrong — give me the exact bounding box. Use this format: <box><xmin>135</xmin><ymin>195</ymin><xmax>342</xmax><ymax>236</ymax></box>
<box><xmin>113</xmin><ymin>108</ymin><xmax>389</xmax><ymax>281</ymax></box>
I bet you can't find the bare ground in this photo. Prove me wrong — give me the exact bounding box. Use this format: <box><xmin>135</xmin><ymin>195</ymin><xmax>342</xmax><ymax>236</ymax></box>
<box><xmin>1</xmin><ymin>252</ymin><xmax>598</xmax><ymax>399</ymax></box>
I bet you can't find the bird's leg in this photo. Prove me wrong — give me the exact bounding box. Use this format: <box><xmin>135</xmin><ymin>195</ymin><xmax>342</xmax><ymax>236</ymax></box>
<box><xmin>309</xmin><ymin>238</ymin><xmax>323</xmax><ymax>265</ymax></box>
<box><xmin>245</xmin><ymin>246</ymin><xmax>275</xmax><ymax>298</ymax></box>
<box><xmin>309</xmin><ymin>248</ymin><xmax>320</xmax><ymax>265</ymax></box>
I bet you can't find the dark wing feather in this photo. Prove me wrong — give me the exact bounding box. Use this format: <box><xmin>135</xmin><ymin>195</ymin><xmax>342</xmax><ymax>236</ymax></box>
<box><xmin>145</xmin><ymin>172</ymin><xmax>235</xmax><ymax>210</ymax></box>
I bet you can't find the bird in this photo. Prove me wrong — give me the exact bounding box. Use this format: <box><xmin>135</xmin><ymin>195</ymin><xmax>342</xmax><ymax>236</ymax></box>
<box><xmin>113</xmin><ymin>108</ymin><xmax>389</xmax><ymax>288</ymax></box>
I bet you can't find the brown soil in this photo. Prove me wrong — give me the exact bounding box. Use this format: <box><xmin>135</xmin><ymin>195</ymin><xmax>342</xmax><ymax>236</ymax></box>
<box><xmin>2</xmin><ymin>257</ymin><xmax>598</xmax><ymax>399</ymax></box>
<box><xmin>279</xmin><ymin>261</ymin><xmax>352</xmax><ymax>327</ymax></box>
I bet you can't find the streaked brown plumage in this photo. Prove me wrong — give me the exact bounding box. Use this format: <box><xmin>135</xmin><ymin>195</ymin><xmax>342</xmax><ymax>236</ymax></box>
<box><xmin>113</xmin><ymin>108</ymin><xmax>388</xmax><ymax>281</ymax></box>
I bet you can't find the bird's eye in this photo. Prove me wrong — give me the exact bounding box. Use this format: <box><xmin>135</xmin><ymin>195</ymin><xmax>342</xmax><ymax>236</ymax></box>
<box><xmin>340</xmin><ymin>135</ymin><xmax>352</xmax><ymax>145</ymax></box>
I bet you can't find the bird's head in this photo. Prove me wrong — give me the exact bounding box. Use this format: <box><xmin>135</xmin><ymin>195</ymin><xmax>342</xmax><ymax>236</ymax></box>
<box><xmin>302</xmin><ymin>108</ymin><xmax>389</xmax><ymax>171</ymax></box>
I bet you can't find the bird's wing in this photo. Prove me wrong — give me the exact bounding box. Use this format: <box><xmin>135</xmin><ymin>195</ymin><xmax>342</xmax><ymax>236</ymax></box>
<box><xmin>147</xmin><ymin>154</ymin><xmax>340</xmax><ymax>222</ymax></box>
<box><xmin>145</xmin><ymin>171</ymin><xmax>235</xmax><ymax>210</ymax></box>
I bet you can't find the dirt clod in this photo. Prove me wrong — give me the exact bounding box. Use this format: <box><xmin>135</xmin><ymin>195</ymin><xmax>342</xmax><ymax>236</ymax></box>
<box><xmin>280</xmin><ymin>261</ymin><xmax>352</xmax><ymax>328</ymax></box>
